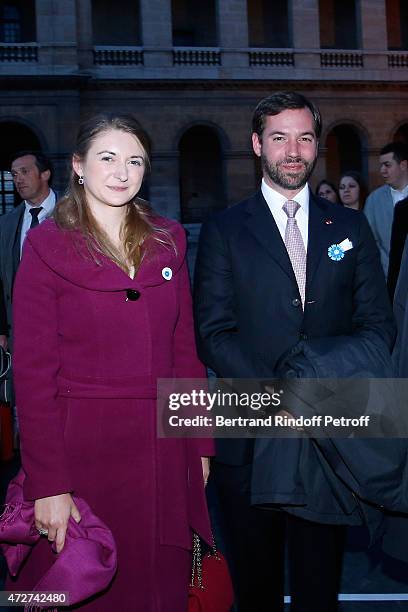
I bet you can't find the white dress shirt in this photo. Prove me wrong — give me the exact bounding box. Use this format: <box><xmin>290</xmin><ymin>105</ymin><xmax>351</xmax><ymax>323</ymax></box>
<box><xmin>20</xmin><ymin>189</ymin><xmax>56</xmax><ymax>256</ymax></box>
<box><xmin>390</xmin><ymin>184</ymin><xmax>408</xmax><ymax>206</ymax></box>
<box><xmin>261</xmin><ymin>179</ymin><xmax>309</xmax><ymax>250</ymax></box>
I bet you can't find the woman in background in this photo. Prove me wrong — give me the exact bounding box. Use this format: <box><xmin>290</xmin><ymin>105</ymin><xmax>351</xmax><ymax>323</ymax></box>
<box><xmin>316</xmin><ymin>179</ymin><xmax>340</xmax><ymax>204</ymax></box>
<box><xmin>9</xmin><ymin>113</ymin><xmax>213</xmax><ymax>611</ymax></box>
<box><xmin>338</xmin><ymin>171</ymin><xmax>367</xmax><ymax>210</ymax></box>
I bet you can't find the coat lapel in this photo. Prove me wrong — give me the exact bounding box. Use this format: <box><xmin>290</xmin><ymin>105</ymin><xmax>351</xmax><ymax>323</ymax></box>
<box><xmin>244</xmin><ymin>191</ymin><xmax>296</xmax><ymax>283</ymax></box>
<box><xmin>243</xmin><ymin>189</ymin><xmax>343</xmax><ymax>296</ymax></box>
<box><xmin>4</xmin><ymin>205</ymin><xmax>24</xmax><ymax>293</ymax></box>
<box><xmin>25</xmin><ymin>218</ymin><xmax>187</xmax><ymax>293</ymax></box>
<box><xmin>306</xmin><ymin>193</ymin><xmax>335</xmax><ymax>290</ymax></box>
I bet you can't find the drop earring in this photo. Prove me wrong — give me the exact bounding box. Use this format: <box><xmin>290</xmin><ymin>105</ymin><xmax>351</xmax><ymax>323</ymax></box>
<box><xmin>78</xmin><ymin>176</ymin><xmax>84</xmax><ymax>185</ymax></box>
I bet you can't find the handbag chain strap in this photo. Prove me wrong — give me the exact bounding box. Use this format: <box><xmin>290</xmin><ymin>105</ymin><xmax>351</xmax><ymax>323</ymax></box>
<box><xmin>0</xmin><ymin>349</ymin><xmax>11</xmax><ymax>379</ymax></box>
<box><xmin>190</xmin><ymin>532</ymin><xmax>219</xmax><ymax>589</ymax></box>
<box><xmin>190</xmin><ymin>532</ymin><xmax>203</xmax><ymax>589</ymax></box>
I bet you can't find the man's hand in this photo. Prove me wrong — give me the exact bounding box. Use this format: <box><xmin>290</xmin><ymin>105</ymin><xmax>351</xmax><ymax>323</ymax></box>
<box><xmin>34</xmin><ymin>493</ymin><xmax>81</xmax><ymax>553</ymax></box>
<box><xmin>0</xmin><ymin>335</ymin><xmax>8</xmax><ymax>350</ymax></box>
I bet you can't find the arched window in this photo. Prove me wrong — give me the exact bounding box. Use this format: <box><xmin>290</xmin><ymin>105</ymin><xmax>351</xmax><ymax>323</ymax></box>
<box><xmin>172</xmin><ymin>0</ymin><xmax>217</xmax><ymax>46</ymax></box>
<box><xmin>394</xmin><ymin>124</ymin><xmax>408</xmax><ymax>146</ymax></box>
<box><xmin>325</xmin><ymin>124</ymin><xmax>366</xmax><ymax>183</ymax></box>
<box><xmin>319</xmin><ymin>0</ymin><xmax>359</xmax><ymax>49</ymax></box>
<box><xmin>92</xmin><ymin>0</ymin><xmax>141</xmax><ymax>45</ymax></box>
<box><xmin>386</xmin><ymin>0</ymin><xmax>408</xmax><ymax>50</ymax></box>
<box><xmin>0</xmin><ymin>1</ymin><xmax>36</xmax><ymax>43</ymax></box>
<box><xmin>247</xmin><ymin>0</ymin><xmax>290</xmax><ymax>48</ymax></box>
<box><xmin>179</xmin><ymin>126</ymin><xmax>225</xmax><ymax>223</ymax></box>
<box><xmin>0</xmin><ymin>121</ymin><xmax>41</xmax><ymax>214</ymax></box>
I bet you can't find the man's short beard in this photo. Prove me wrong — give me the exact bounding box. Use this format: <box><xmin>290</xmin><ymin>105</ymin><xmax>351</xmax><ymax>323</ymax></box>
<box><xmin>262</xmin><ymin>154</ymin><xmax>317</xmax><ymax>191</ymax></box>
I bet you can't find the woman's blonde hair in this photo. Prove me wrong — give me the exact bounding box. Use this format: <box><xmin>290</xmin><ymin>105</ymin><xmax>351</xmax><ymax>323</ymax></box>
<box><xmin>54</xmin><ymin>113</ymin><xmax>174</xmax><ymax>272</ymax></box>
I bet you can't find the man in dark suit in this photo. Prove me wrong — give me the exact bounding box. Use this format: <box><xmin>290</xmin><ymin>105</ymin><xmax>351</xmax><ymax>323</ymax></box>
<box><xmin>0</xmin><ymin>151</ymin><xmax>55</xmax><ymax>443</ymax></box>
<box><xmin>0</xmin><ymin>150</ymin><xmax>55</xmax><ymax>350</ymax></box>
<box><xmin>387</xmin><ymin>195</ymin><xmax>408</xmax><ymax>301</ymax></box>
<box><xmin>194</xmin><ymin>92</ymin><xmax>395</xmax><ymax>611</ymax></box>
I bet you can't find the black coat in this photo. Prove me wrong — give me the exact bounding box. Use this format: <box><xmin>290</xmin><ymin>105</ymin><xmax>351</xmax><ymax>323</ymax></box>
<box><xmin>387</xmin><ymin>196</ymin><xmax>408</xmax><ymax>301</ymax></box>
<box><xmin>383</xmin><ymin>238</ymin><xmax>408</xmax><ymax>563</ymax></box>
<box><xmin>252</xmin><ymin>336</ymin><xmax>405</xmax><ymax>533</ymax></box>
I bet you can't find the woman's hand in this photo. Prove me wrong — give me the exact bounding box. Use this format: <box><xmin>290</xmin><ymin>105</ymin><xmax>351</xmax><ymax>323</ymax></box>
<box><xmin>34</xmin><ymin>493</ymin><xmax>81</xmax><ymax>553</ymax></box>
<box><xmin>201</xmin><ymin>457</ymin><xmax>210</xmax><ymax>487</ymax></box>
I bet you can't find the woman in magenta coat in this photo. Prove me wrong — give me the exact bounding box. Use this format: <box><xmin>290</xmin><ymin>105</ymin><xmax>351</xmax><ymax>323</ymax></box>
<box><xmin>9</xmin><ymin>113</ymin><xmax>213</xmax><ymax>610</ymax></box>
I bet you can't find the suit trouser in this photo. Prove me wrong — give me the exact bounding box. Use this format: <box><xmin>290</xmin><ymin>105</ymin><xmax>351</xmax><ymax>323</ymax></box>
<box><xmin>213</xmin><ymin>461</ymin><xmax>345</xmax><ymax>612</ymax></box>
<box><xmin>287</xmin><ymin>513</ymin><xmax>345</xmax><ymax>612</ymax></box>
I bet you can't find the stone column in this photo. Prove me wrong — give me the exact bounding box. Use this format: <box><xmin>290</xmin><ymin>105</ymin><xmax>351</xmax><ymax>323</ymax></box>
<box><xmin>149</xmin><ymin>152</ymin><xmax>181</xmax><ymax>219</ymax></box>
<box><xmin>367</xmin><ymin>149</ymin><xmax>383</xmax><ymax>192</ymax></box>
<box><xmin>224</xmin><ymin>152</ymin><xmax>257</xmax><ymax>204</ymax></box>
<box><xmin>289</xmin><ymin>0</ymin><xmax>320</xmax><ymax>69</ymax></box>
<box><xmin>313</xmin><ymin>153</ymin><xmax>327</xmax><ymax>190</ymax></box>
<box><xmin>76</xmin><ymin>0</ymin><xmax>93</xmax><ymax>69</ymax></box>
<box><xmin>216</xmin><ymin>0</ymin><xmax>249</xmax><ymax>67</ymax></box>
<box><xmin>36</xmin><ymin>0</ymin><xmax>78</xmax><ymax>67</ymax></box>
<box><xmin>359</xmin><ymin>0</ymin><xmax>388</xmax><ymax>70</ymax></box>
<box><xmin>140</xmin><ymin>0</ymin><xmax>173</xmax><ymax>67</ymax></box>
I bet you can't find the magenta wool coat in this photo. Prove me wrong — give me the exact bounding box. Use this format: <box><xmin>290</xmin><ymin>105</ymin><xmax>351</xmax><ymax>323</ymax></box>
<box><xmin>10</xmin><ymin>217</ymin><xmax>213</xmax><ymax>609</ymax></box>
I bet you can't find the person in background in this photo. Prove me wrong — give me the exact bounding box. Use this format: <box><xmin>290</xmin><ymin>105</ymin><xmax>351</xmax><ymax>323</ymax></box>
<box><xmin>0</xmin><ymin>151</ymin><xmax>56</xmax><ymax>447</ymax></box>
<box><xmin>364</xmin><ymin>142</ymin><xmax>408</xmax><ymax>276</ymax></box>
<box><xmin>7</xmin><ymin>113</ymin><xmax>213</xmax><ymax>611</ymax></box>
<box><xmin>316</xmin><ymin>179</ymin><xmax>339</xmax><ymax>204</ymax></box>
<box><xmin>387</xmin><ymin>195</ymin><xmax>408</xmax><ymax>301</ymax></box>
<box><xmin>339</xmin><ymin>171</ymin><xmax>366</xmax><ymax>211</ymax></box>
<box><xmin>0</xmin><ymin>151</ymin><xmax>55</xmax><ymax>351</ymax></box>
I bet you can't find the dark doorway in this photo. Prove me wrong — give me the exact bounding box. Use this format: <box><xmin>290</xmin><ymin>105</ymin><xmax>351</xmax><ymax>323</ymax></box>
<box><xmin>325</xmin><ymin>124</ymin><xmax>365</xmax><ymax>183</ymax></box>
<box><xmin>92</xmin><ymin>0</ymin><xmax>141</xmax><ymax>45</ymax></box>
<box><xmin>247</xmin><ymin>0</ymin><xmax>291</xmax><ymax>48</ymax></box>
<box><xmin>386</xmin><ymin>0</ymin><xmax>408</xmax><ymax>50</ymax></box>
<box><xmin>394</xmin><ymin>124</ymin><xmax>408</xmax><ymax>145</ymax></box>
<box><xmin>179</xmin><ymin>126</ymin><xmax>225</xmax><ymax>223</ymax></box>
<box><xmin>319</xmin><ymin>0</ymin><xmax>359</xmax><ymax>49</ymax></box>
<box><xmin>172</xmin><ymin>0</ymin><xmax>217</xmax><ymax>46</ymax></box>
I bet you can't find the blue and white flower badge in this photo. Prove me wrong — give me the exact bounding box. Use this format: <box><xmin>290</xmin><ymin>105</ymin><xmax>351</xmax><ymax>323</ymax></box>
<box><xmin>328</xmin><ymin>244</ymin><xmax>344</xmax><ymax>261</ymax></box>
<box><xmin>162</xmin><ymin>267</ymin><xmax>173</xmax><ymax>280</ymax></box>
<box><xmin>328</xmin><ymin>238</ymin><xmax>353</xmax><ymax>262</ymax></box>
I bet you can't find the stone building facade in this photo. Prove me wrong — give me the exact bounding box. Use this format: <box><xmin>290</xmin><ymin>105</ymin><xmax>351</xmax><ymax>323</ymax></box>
<box><xmin>0</xmin><ymin>0</ymin><xmax>407</xmax><ymax>229</ymax></box>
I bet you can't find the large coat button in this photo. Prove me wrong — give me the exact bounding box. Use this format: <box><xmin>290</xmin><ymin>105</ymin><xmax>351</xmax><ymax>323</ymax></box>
<box><xmin>291</xmin><ymin>298</ymin><xmax>301</xmax><ymax>307</ymax></box>
<box><xmin>126</xmin><ymin>289</ymin><xmax>140</xmax><ymax>301</ymax></box>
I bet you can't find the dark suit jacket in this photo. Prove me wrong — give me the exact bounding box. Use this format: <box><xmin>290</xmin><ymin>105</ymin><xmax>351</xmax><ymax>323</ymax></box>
<box><xmin>392</xmin><ymin>239</ymin><xmax>408</xmax><ymax>376</ymax></box>
<box><xmin>387</xmin><ymin>196</ymin><xmax>408</xmax><ymax>301</ymax></box>
<box><xmin>194</xmin><ymin>190</ymin><xmax>395</xmax><ymax>466</ymax></box>
<box><xmin>384</xmin><ymin>238</ymin><xmax>408</xmax><ymax>562</ymax></box>
<box><xmin>0</xmin><ymin>203</ymin><xmax>25</xmax><ymax>337</ymax></box>
<box><xmin>0</xmin><ymin>193</ymin><xmax>57</xmax><ymax>340</ymax></box>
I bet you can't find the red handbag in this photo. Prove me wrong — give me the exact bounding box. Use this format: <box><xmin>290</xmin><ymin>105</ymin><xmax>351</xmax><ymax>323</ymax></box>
<box><xmin>188</xmin><ymin>533</ymin><xmax>234</xmax><ymax>612</ymax></box>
